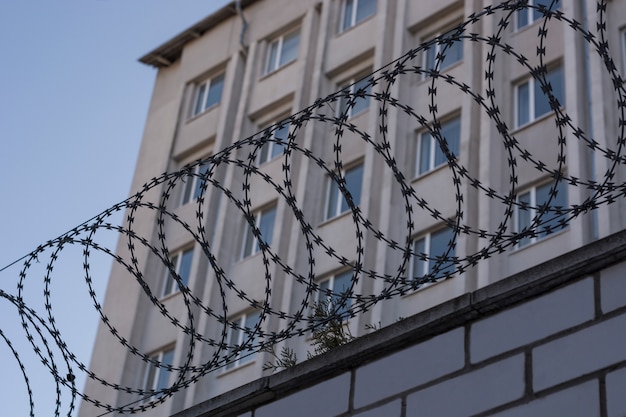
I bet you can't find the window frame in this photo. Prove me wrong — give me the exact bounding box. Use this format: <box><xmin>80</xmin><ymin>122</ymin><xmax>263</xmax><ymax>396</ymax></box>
<box><xmin>256</xmin><ymin>122</ymin><xmax>290</xmax><ymax>166</ymax></box>
<box><xmin>410</xmin><ymin>227</ymin><xmax>456</xmax><ymax>283</ymax></box>
<box><xmin>324</xmin><ymin>162</ymin><xmax>364</xmax><ymax>221</ymax></box>
<box><xmin>315</xmin><ymin>270</ymin><xmax>353</xmax><ymax>319</ymax></box>
<box><xmin>515</xmin><ymin>0</ymin><xmax>562</xmax><ymax>31</ymax></box>
<box><xmin>339</xmin><ymin>0</ymin><xmax>377</xmax><ymax>32</ymax></box>
<box><xmin>337</xmin><ymin>76</ymin><xmax>372</xmax><ymax>119</ymax></box>
<box><xmin>142</xmin><ymin>346</ymin><xmax>175</xmax><ymax>401</ymax></box>
<box><xmin>179</xmin><ymin>159</ymin><xmax>212</xmax><ymax>206</ymax></box>
<box><xmin>514</xmin><ymin>64</ymin><xmax>564</xmax><ymax>128</ymax></box>
<box><xmin>241</xmin><ymin>205</ymin><xmax>277</xmax><ymax>259</ymax></box>
<box><xmin>225</xmin><ymin>310</ymin><xmax>261</xmax><ymax>370</ymax></box>
<box><xmin>514</xmin><ymin>179</ymin><xmax>568</xmax><ymax>248</ymax></box>
<box><xmin>421</xmin><ymin>30</ymin><xmax>464</xmax><ymax>79</ymax></box>
<box><xmin>264</xmin><ymin>28</ymin><xmax>301</xmax><ymax>75</ymax></box>
<box><xmin>190</xmin><ymin>73</ymin><xmax>225</xmax><ymax>118</ymax></box>
<box><xmin>161</xmin><ymin>247</ymin><xmax>194</xmax><ymax>297</ymax></box>
<box><xmin>416</xmin><ymin>115</ymin><xmax>461</xmax><ymax>176</ymax></box>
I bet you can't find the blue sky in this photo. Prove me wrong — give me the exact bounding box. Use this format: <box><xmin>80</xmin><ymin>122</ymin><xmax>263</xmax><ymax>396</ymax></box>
<box><xmin>0</xmin><ymin>1</ymin><xmax>228</xmax><ymax>415</ymax></box>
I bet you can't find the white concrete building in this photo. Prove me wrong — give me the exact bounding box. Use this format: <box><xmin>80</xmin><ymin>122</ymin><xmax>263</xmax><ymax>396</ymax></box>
<box><xmin>79</xmin><ymin>0</ymin><xmax>626</xmax><ymax>415</ymax></box>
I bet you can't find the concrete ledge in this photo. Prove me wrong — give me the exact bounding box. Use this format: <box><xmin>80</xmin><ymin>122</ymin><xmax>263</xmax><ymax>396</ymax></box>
<box><xmin>173</xmin><ymin>229</ymin><xmax>626</xmax><ymax>417</ymax></box>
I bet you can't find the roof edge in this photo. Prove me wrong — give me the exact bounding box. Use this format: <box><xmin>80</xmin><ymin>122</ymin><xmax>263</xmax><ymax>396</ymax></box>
<box><xmin>139</xmin><ymin>0</ymin><xmax>259</xmax><ymax>68</ymax></box>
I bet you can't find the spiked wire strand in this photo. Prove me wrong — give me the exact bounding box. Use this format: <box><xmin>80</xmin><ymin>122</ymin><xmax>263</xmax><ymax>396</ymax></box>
<box><xmin>1</xmin><ymin>1</ymin><xmax>625</xmax><ymax>415</ymax></box>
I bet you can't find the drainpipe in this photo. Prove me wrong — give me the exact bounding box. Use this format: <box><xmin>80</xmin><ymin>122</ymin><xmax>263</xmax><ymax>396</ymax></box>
<box><xmin>236</xmin><ymin>0</ymin><xmax>249</xmax><ymax>57</ymax></box>
<box><xmin>580</xmin><ymin>0</ymin><xmax>598</xmax><ymax>240</ymax></box>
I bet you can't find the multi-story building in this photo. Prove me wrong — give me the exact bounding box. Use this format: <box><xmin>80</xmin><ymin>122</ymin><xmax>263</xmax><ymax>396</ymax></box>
<box><xmin>79</xmin><ymin>0</ymin><xmax>626</xmax><ymax>415</ymax></box>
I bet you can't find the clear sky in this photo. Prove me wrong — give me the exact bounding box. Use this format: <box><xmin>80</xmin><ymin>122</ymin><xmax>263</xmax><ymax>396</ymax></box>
<box><xmin>0</xmin><ymin>1</ymin><xmax>228</xmax><ymax>415</ymax></box>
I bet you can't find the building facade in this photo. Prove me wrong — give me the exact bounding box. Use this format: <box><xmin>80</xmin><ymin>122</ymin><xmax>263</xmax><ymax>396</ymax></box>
<box><xmin>79</xmin><ymin>0</ymin><xmax>626</xmax><ymax>416</ymax></box>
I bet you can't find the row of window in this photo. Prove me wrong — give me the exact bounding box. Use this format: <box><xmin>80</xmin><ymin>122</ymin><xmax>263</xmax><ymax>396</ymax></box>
<box><xmin>146</xmin><ymin>268</ymin><xmax>352</xmax><ymax>385</ymax></box>
<box><xmin>165</xmin><ymin>162</ymin><xmax>363</xmax><ymax>298</ymax></box>
<box><xmin>163</xmin><ymin>172</ymin><xmax>567</xmax><ymax>299</ymax></box>
<box><xmin>141</xmin><ymin>308</ymin><xmax>259</xmax><ymax>397</ymax></box>
<box><xmin>174</xmin><ymin>61</ymin><xmax>568</xmax><ymax>288</ymax></box>
<box><xmin>188</xmin><ymin>5</ymin><xmax>575</xmax><ymax>135</ymax></box>
<box><xmin>190</xmin><ymin>51</ymin><xmax>564</xmax><ymax>160</ymax></box>
<box><xmin>423</xmin><ymin>62</ymin><xmax>565</xmax><ymax>131</ymax></box>
<box><xmin>188</xmin><ymin>0</ymin><xmax>375</xmax><ymax>119</ymax></box>
<box><xmin>339</xmin><ymin>0</ymin><xmax>560</xmax><ymax>35</ymax></box>
<box><xmin>182</xmin><ymin>59</ymin><xmax>565</xmax><ymax>209</ymax></box>
<box><xmin>179</xmin><ymin>66</ymin><xmax>565</xmax><ymax>215</ymax></box>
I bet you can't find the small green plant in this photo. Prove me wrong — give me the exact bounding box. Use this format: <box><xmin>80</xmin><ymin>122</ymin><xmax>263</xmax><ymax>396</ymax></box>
<box><xmin>262</xmin><ymin>299</ymin><xmax>359</xmax><ymax>371</ymax></box>
<box><xmin>364</xmin><ymin>317</ymin><xmax>405</xmax><ymax>333</ymax></box>
<box><xmin>364</xmin><ymin>321</ymin><xmax>382</xmax><ymax>332</ymax></box>
<box><xmin>308</xmin><ymin>299</ymin><xmax>354</xmax><ymax>358</ymax></box>
<box><xmin>262</xmin><ymin>345</ymin><xmax>298</xmax><ymax>373</ymax></box>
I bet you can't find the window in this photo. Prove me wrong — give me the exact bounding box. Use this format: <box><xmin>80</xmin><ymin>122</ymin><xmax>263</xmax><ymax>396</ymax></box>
<box><xmin>180</xmin><ymin>160</ymin><xmax>211</xmax><ymax>206</ymax></box>
<box><xmin>516</xmin><ymin>0</ymin><xmax>561</xmax><ymax>30</ymax></box>
<box><xmin>417</xmin><ymin>116</ymin><xmax>461</xmax><ymax>176</ymax></box>
<box><xmin>265</xmin><ymin>29</ymin><xmax>300</xmax><ymax>74</ymax></box>
<box><xmin>423</xmin><ymin>32</ymin><xmax>463</xmax><ymax>76</ymax></box>
<box><xmin>325</xmin><ymin>163</ymin><xmax>364</xmax><ymax>220</ymax></box>
<box><xmin>515</xmin><ymin>179</ymin><xmax>567</xmax><ymax>247</ymax></box>
<box><xmin>515</xmin><ymin>65</ymin><xmax>564</xmax><ymax>127</ymax></box>
<box><xmin>142</xmin><ymin>347</ymin><xmax>175</xmax><ymax>399</ymax></box>
<box><xmin>241</xmin><ymin>206</ymin><xmax>277</xmax><ymax>258</ymax></box>
<box><xmin>316</xmin><ymin>270</ymin><xmax>353</xmax><ymax>318</ymax></box>
<box><xmin>225</xmin><ymin>311</ymin><xmax>261</xmax><ymax>369</ymax></box>
<box><xmin>161</xmin><ymin>248</ymin><xmax>194</xmax><ymax>297</ymax></box>
<box><xmin>191</xmin><ymin>73</ymin><xmax>225</xmax><ymax>117</ymax></box>
<box><xmin>338</xmin><ymin>77</ymin><xmax>371</xmax><ymax>118</ymax></box>
<box><xmin>340</xmin><ymin>0</ymin><xmax>376</xmax><ymax>32</ymax></box>
<box><xmin>257</xmin><ymin>123</ymin><xmax>289</xmax><ymax>165</ymax></box>
<box><xmin>412</xmin><ymin>228</ymin><xmax>456</xmax><ymax>282</ymax></box>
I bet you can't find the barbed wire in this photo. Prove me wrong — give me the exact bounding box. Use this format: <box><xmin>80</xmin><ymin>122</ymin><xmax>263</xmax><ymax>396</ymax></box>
<box><xmin>1</xmin><ymin>1</ymin><xmax>625</xmax><ymax>415</ymax></box>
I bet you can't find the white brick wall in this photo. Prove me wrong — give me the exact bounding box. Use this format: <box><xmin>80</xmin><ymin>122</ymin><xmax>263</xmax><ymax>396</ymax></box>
<box><xmin>471</xmin><ymin>278</ymin><xmax>595</xmax><ymax>362</ymax></box>
<box><xmin>606</xmin><ymin>367</ymin><xmax>626</xmax><ymax>417</ymax></box>
<box><xmin>255</xmin><ymin>373</ymin><xmax>351</xmax><ymax>417</ymax></box>
<box><xmin>405</xmin><ymin>355</ymin><xmax>525</xmax><ymax>417</ymax></box>
<box><xmin>487</xmin><ymin>381</ymin><xmax>600</xmax><ymax>417</ymax></box>
<box><xmin>354</xmin><ymin>328</ymin><xmax>464</xmax><ymax>408</ymax></box>
<box><xmin>533</xmin><ymin>312</ymin><xmax>626</xmax><ymax>390</ymax></box>
<box><xmin>601</xmin><ymin>261</ymin><xmax>626</xmax><ymax>313</ymax></box>
<box><xmin>353</xmin><ymin>400</ymin><xmax>401</xmax><ymax>417</ymax></box>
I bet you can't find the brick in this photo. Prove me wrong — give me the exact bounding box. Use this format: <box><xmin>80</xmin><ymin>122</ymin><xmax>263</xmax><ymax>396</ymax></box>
<box><xmin>533</xmin><ymin>312</ymin><xmax>626</xmax><ymax>391</ymax></box>
<box><xmin>487</xmin><ymin>380</ymin><xmax>600</xmax><ymax>417</ymax></box>
<box><xmin>255</xmin><ymin>373</ymin><xmax>350</xmax><ymax>417</ymax></box>
<box><xmin>606</xmin><ymin>366</ymin><xmax>626</xmax><ymax>417</ymax></box>
<box><xmin>406</xmin><ymin>355</ymin><xmax>525</xmax><ymax>417</ymax></box>
<box><xmin>471</xmin><ymin>278</ymin><xmax>594</xmax><ymax>362</ymax></box>
<box><xmin>354</xmin><ymin>328</ymin><xmax>464</xmax><ymax>408</ymax></box>
<box><xmin>354</xmin><ymin>400</ymin><xmax>401</xmax><ymax>417</ymax></box>
<box><xmin>600</xmin><ymin>261</ymin><xmax>626</xmax><ymax>313</ymax></box>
